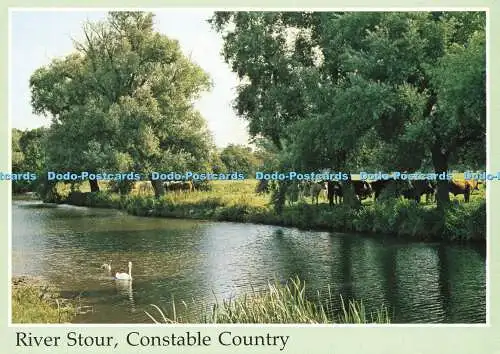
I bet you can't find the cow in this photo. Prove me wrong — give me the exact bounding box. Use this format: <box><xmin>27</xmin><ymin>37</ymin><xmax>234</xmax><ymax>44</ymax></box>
<box><xmin>192</xmin><ymin>180</ymin><xmax>211</xmax><ymax>191</ymax></box>
<box><xmin>370</xmin><ymin>179</ymin><xmax>417</xmax><ymax>202</ymax></box>
<box><xmin>352</xmin><ymin>180</ymin><xmax>373</xmax><ymax>200</ymax></box>
<box><xmin>466</xmin><ymin>179</ymin><xmax>481</xmax><ymax>193</ymax></box>
<box><xmin>298</xmin><ymin>181</ymin><xmax>312</xmax><ymax>200</ymax></box>
<box><xmin>448</xmin><ymin>179</ymin><xmax>471</xmax><ymax>202</ymax></box>
<box><xmin>407</xmin><ymin>180</ymin><xmax>436</xmax><ymax>203</ymax></box>
<box><xmin>370</xmin><ymin>179</ymin><xmax>393</xmax><ymax>200</ymax></box>
<box><xmin>310</xmin><ymin>181</ymin><xmax>327</xmax><ymax>205</ymax></box>
<box><xmin>165</xmin><ymin>181</ymin><xmax>193</xmax><ymax>193</ymax></box>
<box><xmin>326</xmin><ymin>180</ymin><xmax>343</xmax><ymax>206</ymax></box>
<box><xmin>426</xmin><ymin>180</ymin><xmax>437</xmax><ymax>203</ymax></box>
<box><xmin>181</xmin><ymin>181</ymin><xmax>194</xmax><ymax>192</ymax></box>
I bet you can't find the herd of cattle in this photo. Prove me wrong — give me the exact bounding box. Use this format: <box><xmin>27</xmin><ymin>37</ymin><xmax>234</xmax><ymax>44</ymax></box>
<box><xmin>133</xmin><ymin>177</ymin><xmax>482</xmax><ymax>205</ymax></box>
<box><xmin>137</xmin><ymin>180</ymin><xmax>196</xmax><ymax>194</ymax></box>
<box><xmin>256</xmin><ymin>177</ymin><xmax>482</xmax><ymax>206</ymax></box>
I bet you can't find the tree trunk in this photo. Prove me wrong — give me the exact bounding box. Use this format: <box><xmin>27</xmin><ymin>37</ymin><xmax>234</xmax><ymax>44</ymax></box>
<box><xmin>431</xmin><ymin>143</ymin><xmax>450</xmax><ymax>209</ymax></box>
<box><xmin>150</xmin><ymin>179</ymin><xmax>165</xmax><ymax>198</ymax></box>
<box><xmin>89</xmin><ymin>179</ymin><xmax>100</xmax><ymax>192</ymax></box>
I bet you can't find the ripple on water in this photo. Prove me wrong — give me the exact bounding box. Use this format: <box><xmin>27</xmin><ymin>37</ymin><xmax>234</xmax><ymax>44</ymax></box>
<box><xmin>11</xmin><ymin>201</ymin><xmax>486</xmax><ymax>324</ymax></box>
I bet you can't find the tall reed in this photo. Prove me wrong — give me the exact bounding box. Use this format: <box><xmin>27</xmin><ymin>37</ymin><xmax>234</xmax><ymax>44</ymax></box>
<box><xmin>145</xmin><ymin>276</ymin><xmax>391</xmax><ymax>324</ymax></box>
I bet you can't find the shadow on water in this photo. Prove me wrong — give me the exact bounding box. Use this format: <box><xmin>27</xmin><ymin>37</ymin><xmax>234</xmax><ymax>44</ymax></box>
<box><xmin>12</xmin><ymin>201</ymin><xmax>486</xmax><ymax>324</ymax></box>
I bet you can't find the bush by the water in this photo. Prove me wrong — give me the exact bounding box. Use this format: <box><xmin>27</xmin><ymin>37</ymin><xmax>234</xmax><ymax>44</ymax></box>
<box><xmin>45</xmin><ymin>180</ymin><xmax>486</xmax><ymax>242</ymax></box>
<box><xmin>145</xmin><ymin>276</ymin><xmax>391</xmax><ymax>324</ymax></box>
<box><xmin>443</xmin><ymin>199</ymin><xmax>486</xmax><ymax>241</ymax></box>
<box><xmin>12</xmin><ymin>277</ymin><xmax>76</xmax><ymax>324</ymax></box>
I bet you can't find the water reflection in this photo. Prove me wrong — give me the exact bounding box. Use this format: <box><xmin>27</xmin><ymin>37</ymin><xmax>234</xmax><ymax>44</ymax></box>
<box><xmin>115</xmin><ymin>281</ymin><xmax>135</xmax><ymax>313</ymax></box>
<box><xmin>12</xmin><ymin>200</ymin><xmax>486</xmax><ymax>323</ymax></box>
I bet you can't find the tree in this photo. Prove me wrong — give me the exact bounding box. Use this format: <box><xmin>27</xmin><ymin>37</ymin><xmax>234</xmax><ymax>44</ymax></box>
<box><xmin>219</xmin><ymin>144</ymin><xmax>259</xmax><ymax>176</ymax></box>
<box><xmin>11</xmin><ymin>128</ymin><xmax>48</xmax><ymax>193</ymax></box>
<box><xmin>210</xmin><ymin>11</ymin><xmax>486</xmax><ymax>208</ymax></box>
<box><xmin>18</xmin><ymin>128</ymin><xmax>47</xmax><ymax>174</ymax></box>
<box><xmin>252</xmin><ymin>136</ymin><xmax>281</xmax><ymax>172</ymax></box>
<box><xmin>11</xmin><ymin>129</ymin><xmax>24</xmax><ymax>172</ymax></box>
<box><xmin>209</xmin><ymin>150</ymin><xmax>227</xmax><ymax>174</ymax></box>
<box><xmin>30</xmin><ymin>11</ymin><xmax>215</xmax><ymax>197</ymax></box>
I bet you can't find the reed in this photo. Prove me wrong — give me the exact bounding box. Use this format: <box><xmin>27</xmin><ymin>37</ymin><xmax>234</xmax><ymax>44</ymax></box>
<box><xmin>145</xmin><ymin>276</ymin><xmax>391</xmax><ymax>324</ymax></box>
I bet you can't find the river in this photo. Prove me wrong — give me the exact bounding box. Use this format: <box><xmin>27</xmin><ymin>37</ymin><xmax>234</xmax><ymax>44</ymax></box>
<box><xmin>11</xmin><ymin>200</ymin><xmax>486</xmax><ymax>324</ymax></box>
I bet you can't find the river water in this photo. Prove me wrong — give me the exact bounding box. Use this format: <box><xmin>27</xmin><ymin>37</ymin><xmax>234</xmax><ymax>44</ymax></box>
<box><xmin>11</xmin><ymin>200</ymin><xmax>486</xmax><ymax>324</ymax></box>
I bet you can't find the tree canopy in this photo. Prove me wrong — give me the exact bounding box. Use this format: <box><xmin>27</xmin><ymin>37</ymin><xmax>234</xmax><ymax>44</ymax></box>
<box><xmin>210</xmin><ymin>11</ymin><xmax>486</xmax><ymax>206</ymax></box>
<box><xmin>30</xmin><ymin>11</ymin><xmax>216</xmax><ymax>196</ymax></box>
<box><xmin>219</xmin><ymin>144</ymin><xmax>260</xmax><ymax>176</ymax></box>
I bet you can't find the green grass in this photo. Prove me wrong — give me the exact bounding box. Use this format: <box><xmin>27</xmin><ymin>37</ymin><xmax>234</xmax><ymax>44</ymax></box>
<box><xmin>12</xmin><ymin>277</ymin><xmax>77</xmax><ymax>324</ymax></box>
<box><xmin>44</xmin><ymin>179</ymin><xmax>486</xmax><ymax>242</ymax></box>
<box><xmin>145</xmin><ymin>276</ymin><xmax>391</xmax><ymax>324</ymax></box>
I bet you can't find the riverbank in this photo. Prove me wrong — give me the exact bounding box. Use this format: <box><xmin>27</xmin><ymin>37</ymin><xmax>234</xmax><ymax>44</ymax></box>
<box><xmin>36</xmin><ymin>180</ymin><xmax>485</xmax><ymax>242</ymax></box>
<box><xmin>12</xmin><ymin>276</ymin><xmax>78</xmax><ymax>324</ymax></box>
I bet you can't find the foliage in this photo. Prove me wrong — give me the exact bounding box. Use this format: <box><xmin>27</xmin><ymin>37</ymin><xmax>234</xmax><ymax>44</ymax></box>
<box><xmin>29</xmin><ymin>11</ymin><xmax>216</xmax><ymax>195</ymax></box>
<box><xmin>53</xmin><ymin>179</ymin><xmax>485</xmax><ymax>241</ymax></box>
<box><xmin>12</xmin><ymin>277</ymin><xmax>76</xmax><ymax>324</ymax></box>
<box><xmin>252</xmin><ymin>137</ymin><xmax>281</xmax><ymax>172</ymax></box>
<box><xmin>145</xmin><ymin>276</ymin><xmax>391</xmax><ymax>324</ymax></box>
<box><xmin>210</xmin><ymin>11</ymin><xmax>486</xmax><ymax>207</ymax></box>
<box><xmin>443</xmin><ymin>199</ymin><xmax>486</xmax><ymax>241</ymax></box>
<box><xmin>11</xmin><ymin>128</ymin><xmax>48</xmax><ymax>193</ymax></box>
<box><xmin>11</xmin><ymin>129</ymin><xmax>24</xmax><ymax>171</ymax></box>
<box><xmin>219</xmin><ymin>144</ymin><xmax>260</xmax><ymax>176</ymax></box>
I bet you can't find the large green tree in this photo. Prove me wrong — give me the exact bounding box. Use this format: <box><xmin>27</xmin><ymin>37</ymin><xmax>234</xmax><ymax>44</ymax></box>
<box><xmin>11</xmin><ymin>128</ymin><xmax>47</xmax><ymax>193</ymax></box>
<box><xmin>210</xmin><ymin>11</ymin><xmax>486</xmax><ymax>207</ymax></box>
<box><xmin>219</xmin><ymin>144</ymin><xmax>259</xmax><ymax>176</ymax></box>
<box><xmin>30</xmin><ymin>11</ymin><xmax>215</xmax><ymax>197</ymax></box>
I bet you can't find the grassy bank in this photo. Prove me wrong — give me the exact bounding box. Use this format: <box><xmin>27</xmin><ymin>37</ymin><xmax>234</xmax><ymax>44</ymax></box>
<box><xmin>12</xmin><ymin>276</ymin><xmax>78</xmax><ymax>324</ymax></box>
<box><xmin>41</xmin><ymin>180</ymin><xmax>485</xmax><ymax>242</ymax></box>
<box><xmin>146</xmin><ymin>277</ymin><xmax>390</xmax><ymax>324</ymax></box>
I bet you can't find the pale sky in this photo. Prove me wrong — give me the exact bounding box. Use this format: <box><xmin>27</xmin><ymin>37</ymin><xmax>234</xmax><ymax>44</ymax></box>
<box><xmin>10</xmin><ymin>9</ymin><xmax>250</xmax><ymax>148</ymax></box>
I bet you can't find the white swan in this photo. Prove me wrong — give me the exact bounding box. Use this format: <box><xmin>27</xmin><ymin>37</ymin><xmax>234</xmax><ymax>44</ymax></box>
<box><xmin>115</xmin><ymin>261</ymin><xmax>132</xmax><ymax>281</ymax></box>
<box><xmin>101</xmin><ymin>261</ymin><xmax>112</xmax><ymax>272</ymax></box>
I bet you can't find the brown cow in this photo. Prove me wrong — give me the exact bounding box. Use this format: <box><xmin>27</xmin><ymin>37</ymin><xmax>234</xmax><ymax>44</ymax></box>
<box><xmin>466</xmin><ymin>179</ymin><xmax>481</xmax><ymax>193</ymax></box>
<box><xmin>448</xmin><ymin>180</ymin><xmax>471</xmax><ymax>202</ymax></box>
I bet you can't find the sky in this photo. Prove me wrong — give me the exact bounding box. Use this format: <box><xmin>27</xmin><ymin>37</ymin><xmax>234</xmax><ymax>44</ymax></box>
<box><xmin>10</xmin><ymin>9</ymin><xmax>250</xmax><ymax>148</ymax></box>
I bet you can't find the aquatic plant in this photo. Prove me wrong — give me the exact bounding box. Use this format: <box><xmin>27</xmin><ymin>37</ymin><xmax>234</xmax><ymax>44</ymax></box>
<box><xmin>145</xmin><ymin>276</ymin><xmax>391</xmax><ymax>324</ymax></box>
